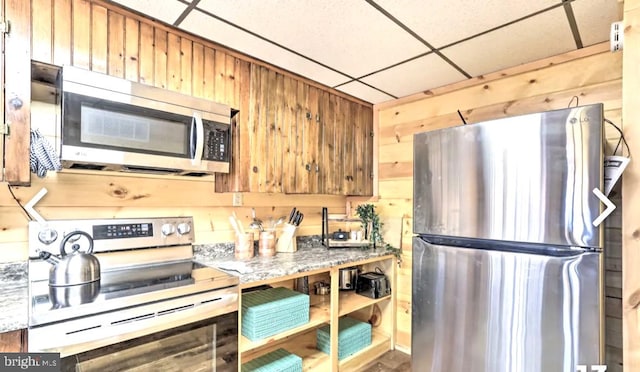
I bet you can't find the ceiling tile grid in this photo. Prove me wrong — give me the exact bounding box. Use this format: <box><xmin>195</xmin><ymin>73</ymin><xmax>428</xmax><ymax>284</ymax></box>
<box><xmin>439</xmin><ymin>7</ymin><xmax>577</xmax><ymax>78</ymax></box>
<box><xmin>180</xmin><ymin>9</ymin><xmax>352</xmax><ymax>87</ymax></box>
<box><xmin>195</xmin><ymin>0</ymin><xmax>430</xmax><ymax>77</ymax></box>
<box><xmin>361</xmin><ymin>53</ymin><xmax>467</xmax><ymax>98</ymax></box>
<box><xmin>572</xmin><ymin>0</ymin><xmax>622</xmax><ymax>46</ymax></box>
<box><xmin>336</xmin><ymin>81</ymin><xmax>395</xmax><ymax>104</ymax></box>
<box><xmin>108</xmin><ymin>0</ymin><xmax>618</xmax><ymax>104</ymax></box>
<box><xmin>371</xmin><ymin>0</ymin><xmax>562</xmax><ymax>48</ymax></box>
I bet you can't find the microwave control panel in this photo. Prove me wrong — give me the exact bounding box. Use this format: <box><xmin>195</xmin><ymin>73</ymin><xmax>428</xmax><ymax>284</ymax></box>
<box><xmin>203</xmin><ymin>121</ymin><xmax>230</xmax><ymax>162</ymax></box>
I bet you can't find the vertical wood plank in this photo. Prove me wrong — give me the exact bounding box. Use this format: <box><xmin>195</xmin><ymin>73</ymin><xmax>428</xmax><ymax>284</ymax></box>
<box><xmin>295</xmin><ymin>82</ymin><xmax>310</xmax><ymax>193</ymax></box>
<box><xmin>0</xmin><ymin>0</ymin><xmax>4</xmax><ymax>177</ymax></box>
<box><xmin>4</xmin><ymin>0</ymin><xmax>31</xmax><ymax>184</ymax></box>
<box><xmin>362</xmin><ymin>105</ymin><xmax>374</xmax><ymax>195</ymax></box>
<box><xmin>72</xmin><ymin>0</ymin><xmax>90</xmax><ymax>69</ymax></box>
<box><xmin>265</xmin><ymin>69</ymin><xmax>277</xmax><ymax>192</ymax></box>
<box><xmin>138</xmin><ymin>22</ymin><xmax>154</xmax><ymax>85</ymax></box>
<box><xmin>31</xmin><ymin>0</ymin><xmax>52</xmax><ymax>63</ymax></box>
<box><xmin>53</xmin><ymin>0</ymin><xmax>72</xmax><ymax>66</ymax></box>
<box><xmin>153</xmin><ymin>28</ymin><xmax>167</xmax><ymax>89</ymax></box>
<box><xmin>343</xmin><ymin>101</ymin><xmax>355</xmax><ymax>194</ymax></box>
<box><xmin>257</xmin><ymin>66</ymin><xmax>270</xmax><ymax>192</ymax></box>
<box><xmin>318</xmin><ymin>92</ymin><xmax>327</xmax><ymax>194</ymax></box>
<box><xmin>214</xmin><ymin>50</ymin><xmax>226</xmax><ymax>104</ymax></box>
<box><xmin>180</xmin><ymin>37</ymin><xmax>192</xmax><ymax>95</ymax></box>
<box><xmin>166</xmin><ymin>33</ymin><xmax>181</xmax><ymax>92</ymax></box>
<box><xmin>191</xmin><ymin>42</ymin><xmax>204</xmax><ymax>98</ymax></box>
<box><xmin>322</xmin><ymin>92</ymin><xmax>336</xmax><ymax>194</ymax></box>
<box><xmin>307</xmin><ymin>86</ymin><xmax>319</xmax><ymax>194</ymax></box>
<box><xmin>353</xmin><ymin>104</ymin><xmax>365</xmax><ymax>195</ymax></box>
<box><xmin>282</xmin><ymin>76</ymin><xmax>296</xmax><ymax>193</ymax></box>
<box><xmin>124</xmin><ymin>17</ymin><xmax>140</xmax><ymax>82</ymax></box>
<box><xmin>248</xmin><ymin>64</ymin><xmax>261</xmax><ymax>192</ymax></box>
<box><xmin>107</xmin><ymin>11</ymin><xmax>125</xmax><ymax>78</ymax></box>
<box><xmin>274</xmin><ymin>73</ymin><xmax>285</xmax><ymax>192</ymax></box>
<box><xmin>334</xmin><ymin>97</ymin><xmax>345</xmax><ymax>195</ymax></box>
<box><xmin>237</xmin><ymin>60</ymin><xmax>252</xmax><ymax>191</ymax></box>
<box><xmin>91</xmin><ymin>4</ymin><xmax>108</xmax><ymax>73</ymax></box>
<box><xmin>623</xmin><ymin>0</ymin><xmax>640</xmax><ymax>369</ymax></box>
<box><xmin>203</xmin><ymin>47</ymin><xmax>215</xmax><ymax>101</ymax></box>
<box><xmin>225</xmin><ymin>55</ymin><xmax>236</xmax><ymax>108</ymax></box>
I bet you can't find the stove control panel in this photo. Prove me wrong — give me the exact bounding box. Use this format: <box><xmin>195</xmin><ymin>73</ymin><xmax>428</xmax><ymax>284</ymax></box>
<box><xmin>28</xmin><ymin>217</ymin><xmax>195</xmax><ymax>258</ymax></box>
<box><xmin>93</xmin><ymin>223</ymin><xmax>154</xmax><ymax>240</ymax></box>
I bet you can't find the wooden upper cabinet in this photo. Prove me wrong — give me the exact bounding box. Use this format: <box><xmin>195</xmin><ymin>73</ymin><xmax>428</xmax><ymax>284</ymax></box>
<box><xmin>10</xmin><ymin>0</ymin><xmax>374</xmax><ymax>194</ymax></box>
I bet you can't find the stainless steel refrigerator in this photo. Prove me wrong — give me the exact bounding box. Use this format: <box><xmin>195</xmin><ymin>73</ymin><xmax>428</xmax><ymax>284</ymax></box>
<box><xmin>412</xmin><ymin>104</ymin><xmax>604</xmax><ymax>372</ymax></box>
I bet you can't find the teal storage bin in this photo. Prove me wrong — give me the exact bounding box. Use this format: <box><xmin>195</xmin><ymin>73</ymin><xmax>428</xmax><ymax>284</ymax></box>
<box><xmin>242</xmin><ymin>287</ymin><xmax>310</xmax><ymax>341</ymax></box>
<box><xmin>241</xmin><ymin>348</ymin><xmax>302</xmax><ymax>372</ymax></box>
<box><xmin>316</xmin><ymin>316</ymin><xmax>372</xmax><ymax>360</ymax></box>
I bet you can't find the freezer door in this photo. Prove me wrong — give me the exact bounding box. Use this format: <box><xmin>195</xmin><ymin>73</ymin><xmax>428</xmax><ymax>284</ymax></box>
<box><xmin>413</xmin><ymin>104</ymin><xmax>603</xmax><ymax>249</ymax></box>
<box><xmin>412</xmin><ymin>238</ymin><xmax>602</xmax><ymax>372</ymax></box>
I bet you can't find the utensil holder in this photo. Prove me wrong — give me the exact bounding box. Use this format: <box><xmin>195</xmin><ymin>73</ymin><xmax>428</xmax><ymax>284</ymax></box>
<box><xmin>258</xmin><ymin>231</ymin><xmax>277</xmax><ymax>257</ymax></box>
<box><xmin>235</xmin><ymin>232</ymin><xmax>255</xmax><ymax>259</ymax></box>
<box><xmin>276</xmin><ymin>223</ymin><xmax>297</xmax><ymax>253</ymax></box>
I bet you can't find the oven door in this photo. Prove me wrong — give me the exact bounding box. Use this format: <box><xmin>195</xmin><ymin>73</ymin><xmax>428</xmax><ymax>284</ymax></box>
<box><xmin>60</xmin><ymin>311</ymin><xmax>237</xmax><ymax>372</ymax></box>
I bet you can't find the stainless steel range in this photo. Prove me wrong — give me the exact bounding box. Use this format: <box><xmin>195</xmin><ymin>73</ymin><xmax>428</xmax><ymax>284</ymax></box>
<box><xmin>28</xmin><ymin>217</ymin><xmax>239</xmax><ymax>371</ymax></box>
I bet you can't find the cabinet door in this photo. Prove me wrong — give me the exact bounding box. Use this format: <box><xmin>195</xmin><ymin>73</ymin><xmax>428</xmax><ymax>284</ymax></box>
<box><xmin>307</xmin><ymin>85</ymin><xmax>320</xmax><ymax>194</ymax></box>
<box><xmin>362</xmin><ymin>105</ymin><xmax>374</xmax><ymax>196</ymax></box>
<box><xmin>0</xmin><ymin>329</ymin><xmax>26</xmax><ymax>352</ymax></box>
<box><xmin>3</xmin><ymin>0</ymin><xmax>32</xmax><ymax>185</ymax></box>
<box><xmin>318</xmin><ymin>90</ymin><xmax>334</xmax><ymax>194</ymax></box>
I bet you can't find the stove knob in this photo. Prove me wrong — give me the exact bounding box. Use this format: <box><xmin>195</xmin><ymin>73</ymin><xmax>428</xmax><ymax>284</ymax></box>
<box><xmin>161</xmin><ymin>224</ymin><xmax>176</xmax><ymax>236</ymax></box>
<box><xmin>177</xmin><ymin>223</ymin><xmax>191</xmax><ymax>236</ymax></box>
<box><xmin>38</xmin><ymin>228</ymin><xmax>58</xmax><ymax>245</ymax></box>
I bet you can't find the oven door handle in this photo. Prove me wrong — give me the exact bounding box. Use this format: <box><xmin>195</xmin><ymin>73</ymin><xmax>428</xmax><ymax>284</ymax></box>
<box><xmin>191</xmin><ymin>112</ymin><xmax>204</xmax><ymax>165</ymax></box>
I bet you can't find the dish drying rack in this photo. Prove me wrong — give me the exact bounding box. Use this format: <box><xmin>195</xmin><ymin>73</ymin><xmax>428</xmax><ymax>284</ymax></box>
<box><xmin>321</xmin><ymin>207</ymin><xmax>373</xmax><ymax>248</ymax></box>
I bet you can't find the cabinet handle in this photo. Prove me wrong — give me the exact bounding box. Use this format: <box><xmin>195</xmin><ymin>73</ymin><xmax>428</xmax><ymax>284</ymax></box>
<box><xmin>316</xmin><ymin>114</ymin><xmax>320</xmax><ymax>123</ymax></box>
<box><xmin>305</xmin><ymin>164</ymin><xmax>311</xmax><ymax>172</ymax></box>
<box><xmin>306</xmin><ymin>112</ymin><xmax>312</xmax><ymax>120</ymax></box>
<box><xmin>315</xmin><ymin>164</ymin><xmax>319</xmax><ymax>173</ymax></box>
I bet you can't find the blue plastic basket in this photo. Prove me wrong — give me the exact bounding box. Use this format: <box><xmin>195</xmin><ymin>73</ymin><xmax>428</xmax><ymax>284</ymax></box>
<box><xmin>241</xmin><ymin>348</ymin><xmax>303</xmax><ymax>372</ymax></box>
<box><xmin>316</xmin><ymin>316</ymin><xmax>372</xmax><ymax>360</ymax></box>
<box><xmin>242</xmin><ymin>287</ymin><xmax>310</xmax><ymax>341</ymax></box>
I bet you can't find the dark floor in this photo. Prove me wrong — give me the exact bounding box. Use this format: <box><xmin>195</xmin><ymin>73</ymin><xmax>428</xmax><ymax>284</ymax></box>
<box><xmin>357</xmin><ymin>350</ymin><xmax>411</xmax><ymax>371</ymax></box>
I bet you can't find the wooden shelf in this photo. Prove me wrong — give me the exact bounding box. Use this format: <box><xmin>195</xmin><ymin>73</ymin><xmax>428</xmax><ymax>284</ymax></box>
<box><xmin>339</xmin><ymin>330</ymin><xmax>391</xmax><ymax>371</ymax></box>
<box><xmin>338</xmin><ymin>291</ymin><xmax>391</xmax><ymax>317</ymax></box>
<box><xmin>240</xmin><ymin>294</ymin><xmax>330</xmax><ymax>353</ymax></box>
<box><xmin>242</xmin><ymin>329</ymin><xmax>330</xmax><ymax>372</ymax></box>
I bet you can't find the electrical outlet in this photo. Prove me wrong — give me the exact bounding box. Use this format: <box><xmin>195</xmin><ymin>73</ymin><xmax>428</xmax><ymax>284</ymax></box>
<box><xmin>232</xmin><ymin>192</ymin><xmax>243</xmax><ymax>206</ymax></box>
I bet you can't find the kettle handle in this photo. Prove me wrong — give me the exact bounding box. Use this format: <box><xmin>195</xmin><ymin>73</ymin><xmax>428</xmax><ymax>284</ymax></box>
<box><xmin>60</xmin><ymin>231</ymin><xmax>94</xmax><ymax>256</ymax></box>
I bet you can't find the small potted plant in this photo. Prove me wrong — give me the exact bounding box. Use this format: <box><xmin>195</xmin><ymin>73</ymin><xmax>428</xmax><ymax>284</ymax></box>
<box><xmin>354</xmin><ymin>204</ymin><xmax>402</xmax><ymax>262</ymax></box>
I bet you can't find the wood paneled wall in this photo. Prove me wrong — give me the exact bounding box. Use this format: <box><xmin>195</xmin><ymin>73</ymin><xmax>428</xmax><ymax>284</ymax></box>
<box><xmin>0</xmin><ymin>0</ymin><xmax>362</xmax><ymax>262</ymax></box>
<box><xmin>373</xmin><ymin>43</ymin><xmax>623</xmax><ymax>364</ymax></box>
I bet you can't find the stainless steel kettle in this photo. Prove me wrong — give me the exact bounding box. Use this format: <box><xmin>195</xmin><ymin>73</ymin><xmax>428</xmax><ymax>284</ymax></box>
<box><xmin>39</xmin><ymin>231</ymin><xmax>101</xmax><ymax>286</ymax></box>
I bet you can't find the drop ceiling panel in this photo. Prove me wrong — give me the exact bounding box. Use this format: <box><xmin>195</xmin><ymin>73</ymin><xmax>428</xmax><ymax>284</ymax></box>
<box><xmin>180</xmin><ymin>9</ymin><xmax>351</xmax><ymax>87</ymax></box>
<box><xmin>572</xmin><ymin>0</ymin><xmax>622</xmax><ymax>46</ymax></box>
<box><xmin>110</xmin><ymin>0</ymin><xmax>188</xmax><ymax>25</ymax></box>
<box><xmin>441</xmin><ymin>7</ymin><xmax>576</xmax><ymax>78</ymax></box>
<box><xmin>362</xmin><ymin>54</ymin><xmax>466</xmax><ymax>98</ymax></box>
<box><xmin>196</xmin><ymin>0</ymin><xmax>429</xmax><ymax>77</ymax></box>
<box><xmin>374</xmin><ymin>0</ymin><xmax>560</xmax><ymax>48</ymax></box>
<box><xmin>336</xmin><ymin>81</ymin><xmax>394</xmax><ymax>104</ymax></box>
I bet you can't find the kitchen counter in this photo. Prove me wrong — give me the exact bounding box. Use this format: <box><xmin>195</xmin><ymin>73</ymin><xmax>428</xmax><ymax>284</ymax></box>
<box><xmin>0</xmin><ymin>262</ymin><xmax>28</xmax><ymax>333</ymax></box>
<box><xmin>195</xmin><ymin>240</ymin><xmax>395</xmax><ymax>284</ymax></box>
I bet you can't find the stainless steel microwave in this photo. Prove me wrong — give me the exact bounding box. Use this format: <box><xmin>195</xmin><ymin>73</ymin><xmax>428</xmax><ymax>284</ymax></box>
<box><xmin>60</xmin><ymin>66</ymin><xmax>231</xmax><ymax>176</ymax></box>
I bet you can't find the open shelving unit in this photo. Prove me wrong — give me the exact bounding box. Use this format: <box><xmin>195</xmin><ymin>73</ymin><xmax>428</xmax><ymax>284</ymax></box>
<box><xmin>238</xmin><ymin>254</ymin><xmax>396</xmax><ymax>371</ymax></box>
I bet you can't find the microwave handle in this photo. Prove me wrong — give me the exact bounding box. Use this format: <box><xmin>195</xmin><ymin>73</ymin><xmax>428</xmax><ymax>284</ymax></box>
<box><xmin>191</xmin><ymin>112</ymin><xmax>204</xmax><ymax>165</ymax></box>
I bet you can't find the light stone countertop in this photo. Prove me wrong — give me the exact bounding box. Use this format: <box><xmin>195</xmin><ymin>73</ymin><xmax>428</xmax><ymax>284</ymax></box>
<box><xmin>0</xmin><ymin>261</ymin><xmax>28</xmax><ymax>333</ymax></box>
